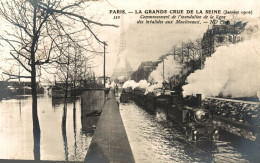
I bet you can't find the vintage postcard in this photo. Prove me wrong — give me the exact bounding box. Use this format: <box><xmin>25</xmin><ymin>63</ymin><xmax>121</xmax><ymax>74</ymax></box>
<box><xmin>0</xmin><ymin>0</ymin><xmax>259</xmax><ymax>162</ymax></box>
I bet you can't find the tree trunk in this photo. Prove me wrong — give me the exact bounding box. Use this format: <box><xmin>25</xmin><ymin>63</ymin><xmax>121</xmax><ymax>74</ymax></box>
<box><xmin>31</xmin><ymin>2</ymin><xmax>41</xmax><ymax>159</ymax></box>
<box><xmin>31</xmin><ymin>64</ymin><xmax>41</xmax><ymax>160</ymax></box>
<box><xmin>64</xmin><ymin>82</ymin><xmax>68</xmax><ymax>104</ymax></box>
<box><xmin>64</xmin><ymin>69</ymin><xmax>69</xmax><ymax>103</ymax></box>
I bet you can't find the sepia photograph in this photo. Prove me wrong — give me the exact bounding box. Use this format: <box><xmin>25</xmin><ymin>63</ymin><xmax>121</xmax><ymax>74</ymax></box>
<box><xmin>0</xmin><ymin>0</ymin><xmax>259</xmax><ymax>162</ymax></box>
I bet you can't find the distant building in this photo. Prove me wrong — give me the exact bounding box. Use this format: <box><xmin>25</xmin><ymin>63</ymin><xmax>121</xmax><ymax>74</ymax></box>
<box><xmin>201</xmin><ymin>21</ymin><xmax>247</xmax><ymax>58</ymax></box>
<box><xmin>131</xmin><ymin>61</ymin><xmax>159</xmax><ymax>82</ymax></box>
<box><xmin>111</xmin><ymin>57</ymin><xmax>133</xmax><ymax>84</ymax></box>
<box><xmin>110</xmin><ymin>14</ymin><xmax>133</xmax><ymax>84</ymax></box>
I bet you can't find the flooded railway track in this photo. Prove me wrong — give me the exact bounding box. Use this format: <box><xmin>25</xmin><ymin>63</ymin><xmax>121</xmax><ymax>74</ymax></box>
<box><xmin>119</xmin><ymin>101</ymin><xmax>259</xmax><ymax>163</ymax></box>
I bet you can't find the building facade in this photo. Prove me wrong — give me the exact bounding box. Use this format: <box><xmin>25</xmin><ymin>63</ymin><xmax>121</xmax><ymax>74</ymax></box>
<box><xmin>201</xmin><ymin>21</ymin><xmax>247</xmax><ymax>58</ymax></box>
<box><xmin>110</xmin><ymin>15</ymin><xmax>133</xmax><ymax>84</ymax></box>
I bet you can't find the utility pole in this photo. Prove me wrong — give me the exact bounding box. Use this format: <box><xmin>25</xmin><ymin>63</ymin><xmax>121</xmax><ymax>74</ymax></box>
<box><xmin>103</xmin><ymin>42</ymin><xmax>107</xmax><ymax>88</ymax></box>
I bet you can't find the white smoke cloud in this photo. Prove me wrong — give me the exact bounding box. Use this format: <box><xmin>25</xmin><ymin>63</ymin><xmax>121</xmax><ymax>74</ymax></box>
<box><xmin>135</xmin><ymin>80</ymin><xmax>150</xmax><ymax>89</ymax></box>
<box><xmin>122</xmin><ymin>79</ymin><xmax>151</xmax><ymax>90</ymax></box>
<box><xmin>146</xmin><ymin>83</ymin><xmax>162</xmax><ymax>94</ymax></box>
<box><xmin>148</xmin><ymin>55</ymin><xmax>181</xmax><ymax>85</ymax></box>
<box><xmin>121</xmin><ymin>79</ymin><xmax>162</xmax><ymax>95</ymax></box>
<box><xmin>122</xmin><ymin>56</ymin><xmax>182</xmax><ymax>94</ymax></box>
<box><xmin>122</xmin><ymin>80</ymin><xmax>137</xmax><ymax>89</ymax></box>
<box><xmin>183</xmin><ymin>20</ymin><xmax>260</xmax><ymax>99</ymax></box>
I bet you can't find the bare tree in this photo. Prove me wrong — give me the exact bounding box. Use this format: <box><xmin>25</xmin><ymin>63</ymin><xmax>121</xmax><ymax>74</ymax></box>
<box><xmin>52</xmin><ymin>39</ymin><xmax>90</xmax><ymax>100</ymax></box>
<box><xmin>194</xmin><ymin>38</ymin><xmax>203</xmax><ymax>69</ymax></box>
<box><xmin>52</xmin><ymin>38</ymin><xmax>94</xmax><ymax>161</ymax></box>
<box><xmin>0</xmin><ymin>0</ymin><xmax>117</xmax><ymax>160</ymax></box>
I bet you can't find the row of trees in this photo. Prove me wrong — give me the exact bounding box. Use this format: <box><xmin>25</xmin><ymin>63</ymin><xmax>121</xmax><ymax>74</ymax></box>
<box><xmin>42</xmin><ymin>38</ymin><xmax>95</xmax><ymax>99</ymax></box>
<box><xmin>0</xmin><ymin>0</ymin><xmax>117</xmax><ymax>160</ymax></box>
<box><xmin>159</xmin><ymin>38</ymin><xmax>207</xmax><ymax>87</ymax></box>
<box><xmin>130</xmin><ymin>38</ymin><xmax>208</xmax><ymax>88</ymax></box>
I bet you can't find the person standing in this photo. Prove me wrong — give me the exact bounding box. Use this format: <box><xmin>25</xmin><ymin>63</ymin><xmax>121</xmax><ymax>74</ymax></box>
<box><xmin>115</xmin><ymin>84</ymin><xmax>118</xmax><ymax>97</ymax></box>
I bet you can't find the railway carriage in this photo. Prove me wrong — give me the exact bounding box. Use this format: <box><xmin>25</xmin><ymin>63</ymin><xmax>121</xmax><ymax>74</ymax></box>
<box><xmin>121</xmin><ymin>88</ymin><xmax>220</xmax><ymax>141</ymax></box>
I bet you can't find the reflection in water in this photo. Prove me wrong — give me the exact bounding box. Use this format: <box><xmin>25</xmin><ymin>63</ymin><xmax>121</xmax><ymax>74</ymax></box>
<box><xmin>62</xmin><ymin>104</ymin><xmax>68</xmax><ymax>161</ymax></box>
<box><xmin>18</xmin><ymin>99</ymin><xmax>22</xmax><ymax>121</ymax></box>
<box><xmin>73</xmin><ymin>102</ymin><xmax>77</xmax><ymax>159</ymax></box>
<box><xmin>2</xmin><ymin>93</ymin><xmax>257</xmax><ymax>162</ymax></box>
<box><xmin>0</xmin><ymin>95</ymin><xmax>95</xmax><ymax>161</ymax></box>
<box><xmin>19</xmin><ymin>100</ymin><xmax>21</xmax><ymax>121</ymax></box>
<box><xmin>120</xmin><ymin>102</ymin><xmax>256</xmax><ymax>163</ymax></box>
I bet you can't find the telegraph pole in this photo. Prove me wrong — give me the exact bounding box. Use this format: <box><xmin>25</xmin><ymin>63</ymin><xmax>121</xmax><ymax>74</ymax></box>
<box><xmin>103</xmin><ymin>42</ymin><xmax>107</xmax><ymax>88</ymax></box>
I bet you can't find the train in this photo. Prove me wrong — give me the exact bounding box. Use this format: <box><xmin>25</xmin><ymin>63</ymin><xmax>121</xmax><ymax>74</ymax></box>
<box><xmin>120</xmin><ymin>88</ymin><xmax>219</xmax><ymax>142</ymax></box>
<box><xmin>119</xmin><ymin>88</ymin><xmax>132</xmax><ymax>103</ymax></box>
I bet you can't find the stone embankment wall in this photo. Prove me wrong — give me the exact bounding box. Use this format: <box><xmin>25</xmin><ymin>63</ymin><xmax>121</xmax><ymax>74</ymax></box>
<box><xmin>202</xmin><ymin>97</ymin><xmax>260</xmax><ymax>141</ymax></box>
<box><xmin>81</xmin><ymin>89</ymin><xmax>105</xmax><ymax>134</ymax></box>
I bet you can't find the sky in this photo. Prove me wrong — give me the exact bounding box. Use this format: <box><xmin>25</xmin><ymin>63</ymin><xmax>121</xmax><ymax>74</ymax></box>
<box><xmin>0</xmin><ymin>0</ymin><xmax>259</xmax><ymax>81</ymax></box>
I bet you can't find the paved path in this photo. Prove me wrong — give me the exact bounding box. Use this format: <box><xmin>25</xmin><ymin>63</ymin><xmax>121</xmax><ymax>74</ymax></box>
<box><xmin>85</xmin><ymin>91</ymin><xmax>135</xmax><ymax>163</ymax></box>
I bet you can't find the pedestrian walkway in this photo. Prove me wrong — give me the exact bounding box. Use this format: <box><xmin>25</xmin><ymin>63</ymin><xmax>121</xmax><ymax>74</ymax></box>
<box><xmin>85</xmin><ymin>91</ymin><xmax>135</xmax><ymax>163</ymax></box>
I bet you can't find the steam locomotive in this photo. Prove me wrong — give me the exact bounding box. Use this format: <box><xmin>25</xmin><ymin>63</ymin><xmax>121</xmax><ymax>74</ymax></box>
<box><xmin>120</xmin><ymin>88</ymin><xmax>219</xmax><ymax>142</ymax></box>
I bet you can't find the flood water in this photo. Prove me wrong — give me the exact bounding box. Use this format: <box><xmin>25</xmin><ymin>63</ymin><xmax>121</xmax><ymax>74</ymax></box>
<box><xmin>0</xmin><ymin>95</ymin><xmax>95</xmax><ymax>161</ymax></box>
<box><xmin>119</xmin><ymin>101</ymin><xmax>260</xmax><ymax>163</ymax></box>
<box><xmin>1</xmin><ymin>94</ymin><xmax>259</xmax><ymax>162</ymax></box>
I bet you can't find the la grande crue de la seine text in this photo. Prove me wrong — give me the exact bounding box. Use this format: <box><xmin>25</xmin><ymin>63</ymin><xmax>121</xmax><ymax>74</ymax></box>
<box><xmin>109</xmin><ymin>9</ymin><xmax>242</xmax><ymax>15</ymax></box>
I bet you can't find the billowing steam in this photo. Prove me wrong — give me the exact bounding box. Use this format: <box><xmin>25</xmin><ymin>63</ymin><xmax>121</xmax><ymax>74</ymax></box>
<box><xmin>122</xmin><ymin>80</ymin><xmax>162</xmax><ymax>94</ymax></box>
<box><xmin>122</xmin><ymin>80</ymin><xmax>137</xmax><ymax>89</ymax></box>
<box><xmin>137</xmin><ymin>80</ymin><xmax>150</xmax><ymax>89</ymax></box>
<box><xmin>149</xmin><ymin>55</ymin><xmax>181</xmax><ymax>84</ymax></box>
<box><xmin>122</xmin><ymin>55</ymin><xmax>181</xmax><ymax>94</ymax></box>
<box><xmin>183</xmin><ymin>21</ymin><xmax>260</xmax><ymax>99</ymax></box>
<box><xmin>146</xmin><ymin>83</ymin><xmax>161</xmax><ymax>93</ymax></box>
<box><xmin>122</xmin><ymin>80</ymin><xmax>150</xmax><ymax>89</ymax></box>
